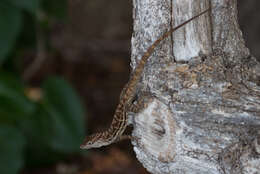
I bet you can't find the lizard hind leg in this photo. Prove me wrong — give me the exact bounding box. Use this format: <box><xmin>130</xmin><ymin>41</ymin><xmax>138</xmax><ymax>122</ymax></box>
<box><xmin>127</xmin><ymin>92</ymin><xmax>154</xmax><ymax>113</ymax></box>
<box><xmin>126</xmin><ymin>92</ymin><xmax>155</xmax><ymax>126</ymax></box>
<box><xmin>117</xmin><ymin>135</ymin><xmax>133</xmax><ymax>141</ymax></box>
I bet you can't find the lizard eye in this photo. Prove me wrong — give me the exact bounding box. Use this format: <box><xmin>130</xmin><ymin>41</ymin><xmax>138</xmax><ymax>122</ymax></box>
<box><xmin>80</xmin><ymin>136</ymin><xmax>95</xmax><ymax>149</ymax></box>
<box><xmin>81</xmin><ymin>135</ymin><xmax>93</xmax><ymax>145</ymax></box>
<box><xmin>87</xmin><ymin>141</ymin><xmax>93</xmax><ymax>145</ymax></box>
<box><xmin>80</xmin><ymin>133</ymin><xmax>103</xmax><ymax>149</ymax></box>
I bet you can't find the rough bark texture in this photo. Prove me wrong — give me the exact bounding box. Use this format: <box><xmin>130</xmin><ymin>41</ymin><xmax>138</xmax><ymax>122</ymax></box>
<box><xmin>130</xmin><ymin>0</ymin><xmax>260</xmax><ymax>173</ymax></box>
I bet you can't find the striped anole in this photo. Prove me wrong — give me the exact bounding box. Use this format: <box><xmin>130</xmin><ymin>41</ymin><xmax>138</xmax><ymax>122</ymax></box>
<box><xmin>80</xmin><ymin>8</ymin><xmax>210</xmax><ymax>149</ymax></box>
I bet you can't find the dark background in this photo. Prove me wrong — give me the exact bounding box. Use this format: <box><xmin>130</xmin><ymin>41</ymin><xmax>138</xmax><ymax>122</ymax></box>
<box><xmin>0</xmin><ymin>1</ymin><xmax>259</xmax><ymax>174</ymax></box>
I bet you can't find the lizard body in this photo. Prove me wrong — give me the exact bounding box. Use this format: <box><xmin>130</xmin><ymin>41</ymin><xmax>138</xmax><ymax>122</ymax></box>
<box><xmin>80</xmin><ymin>8</ymin><xmax>210</xmax><ymax>149</ymax></box>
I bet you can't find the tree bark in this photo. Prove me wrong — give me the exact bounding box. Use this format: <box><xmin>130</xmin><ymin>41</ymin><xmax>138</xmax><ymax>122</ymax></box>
<box><xmin>130</xmin><ymin>0</ymin><xmax>260</xmax><ymax>173</ymax></box>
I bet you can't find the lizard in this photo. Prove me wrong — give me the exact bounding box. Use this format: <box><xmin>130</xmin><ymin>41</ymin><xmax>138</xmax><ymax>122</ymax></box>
<box><xmin>80</xmin><ymin>8</ymin><xmax>210</xmax><ymax>149</ymax></box>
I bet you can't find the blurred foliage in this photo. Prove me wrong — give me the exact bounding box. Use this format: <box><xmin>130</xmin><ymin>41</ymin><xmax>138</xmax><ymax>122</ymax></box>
<box><xmin>0</xmin><ymin>0</ymin><xmax>86</xmax><ymax>174</ymax></box>
<box><xmin>0</xmin><ymin>0</ymin><xmax>67</xmax><ymax>64</ymax></box>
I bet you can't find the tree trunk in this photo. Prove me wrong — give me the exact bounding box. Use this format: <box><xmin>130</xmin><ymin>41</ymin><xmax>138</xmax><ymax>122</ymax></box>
<box><xmin>130</xmin><ymin>0</ymin><xmax>260</xmax><ymax>173</ymax></box>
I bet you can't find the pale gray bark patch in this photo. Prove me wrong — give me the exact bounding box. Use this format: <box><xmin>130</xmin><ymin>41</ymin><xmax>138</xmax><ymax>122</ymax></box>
<box><xmin>131</xmin><ymin>0</ymin><xmax>173</xmax><ymax>68</ymax></box>
<box><xmin>172</xmin><ymin>0</ymin><xmax>212</xmax><ymax>61</ymax></box>
<box><xmin>130</xmin><ymin>0</ymin><xmax>260</xmax><ymax>174</ymax></box>
<box><xmin>211</xmin><ymin>0</ymin><xmax>250</xmax><ymax>60</ymax></box>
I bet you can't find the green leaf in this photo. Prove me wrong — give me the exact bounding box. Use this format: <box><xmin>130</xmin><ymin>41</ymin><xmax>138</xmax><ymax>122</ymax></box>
<box><xmin>0</xmin><ymin>125</ymin><xmax>26</xmax><ymax>174</ymax></box>
<box><xmin>0</xmin><ymin>3</ymin><xmax>22</xmax><ymax>64</ymax></box>
<box><xmin>19</xmin><ymin>105</ymin><xmax>52</xmax><ymax>147</ymax></box>
<box><xmin>0</xmin><ymin>72</ymin><xmax>35</xmax><ymax>123</ymax></box>
<box><xmin>42</xmin><ymin>77</ymin><xmax>85</xmax><ymax>153</ymax></box>
<box><xmin>6</xmin><ymin>0</ymin><xmax>41</xmax><ymax>14</ymax></box>
<box><xmin>18</xmin><ymin>106</ymin><xmax>65</xmax><ymax>166</ymax></box>
<box><xmin>0</xmin><ymin>71</ymin><xmax>24</xmax><ymax>92</ymax></box>
<box><xmin>42</xmin><ymin>0</ymin><xmax>67</xmax><ymax>20</ymax></box>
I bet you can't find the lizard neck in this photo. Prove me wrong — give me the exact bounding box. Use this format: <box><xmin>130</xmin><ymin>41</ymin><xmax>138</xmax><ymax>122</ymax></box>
<box><xmin>108</xmin><ymin>102</ymin><xmax>128</xmax><ymax>139</ymax></box>
<box><xmin>80</xmin><ymin>101</ymin><xmax>128</xmax><ymax>149</ymax></box>
<box><xmin>92</xmin><ymin>110</ymin><xmax>127</xmax><ymax>147</ymax></box>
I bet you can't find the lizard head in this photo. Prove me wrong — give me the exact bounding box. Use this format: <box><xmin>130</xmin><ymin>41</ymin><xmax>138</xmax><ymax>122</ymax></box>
<box><xmin>80</xmin><ymin>132</ymin><xmax>110</xmax><ymax>149</ymax></box>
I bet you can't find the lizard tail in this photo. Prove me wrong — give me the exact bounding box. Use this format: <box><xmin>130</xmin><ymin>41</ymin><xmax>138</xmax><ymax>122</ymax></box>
<box><xmin>125</xmin><ymin>7</ymin><xmax>210</xmax><ymax>103</ymax></box>
<box><xmin>131</xmin><ymin>7</ymin><xmax>211</xmax><ymax>82</ymax></box>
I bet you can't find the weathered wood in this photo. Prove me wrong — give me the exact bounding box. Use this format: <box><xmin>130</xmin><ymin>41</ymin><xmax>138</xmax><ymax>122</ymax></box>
<box><xmin>130</xmin><ymin>0</ymin><xmax>260</xmax><ymax>173</ymax></box>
